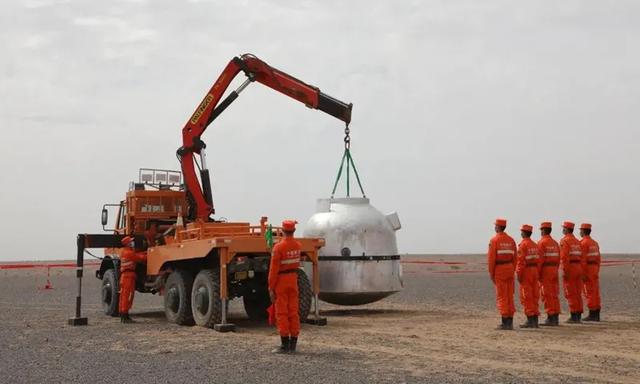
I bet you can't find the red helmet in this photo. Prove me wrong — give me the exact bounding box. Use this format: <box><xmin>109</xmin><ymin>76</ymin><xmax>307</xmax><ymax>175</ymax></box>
<box><xmin>282</xmin><ymin>220</ymin><xmax>297</xmax><ymax>232</ymax></box>
<box><xmin>121</xmin><ymin>236</ymin><xmax>134</xmax><ymax>246</ymax></box>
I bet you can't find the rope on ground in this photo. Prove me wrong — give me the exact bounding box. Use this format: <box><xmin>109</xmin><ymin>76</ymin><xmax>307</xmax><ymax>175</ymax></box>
<box><xmin>0</xmin><ymin>261</ymin><xmax>101</xmax><ymax>270</ymax></box>
<box><xmin>401</xmin><ymin>259</ymin><xmax>640</xmax><ymax>267</ymax></box>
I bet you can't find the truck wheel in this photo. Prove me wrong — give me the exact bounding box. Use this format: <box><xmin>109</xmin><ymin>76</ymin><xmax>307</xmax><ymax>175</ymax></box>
<box><xmin>164</xmin><ymin>270</ymin><xmax>195</xmax><ymax>325</ymax></box>
<box><xmin>297</xmin><ymin>269</ymin><xmax>313</xmax><ymax>321</ymax></box>
<box><xmin>243</xmin><ymin>289</ymin><xmax>270</xmax><ymax>321</ymax></box>
<box><xmin>101</xmin><ymin>269</ymin><xmax>119</xmax><ymax>317</ymax></box>
<box><xmin>191</xmin><ymin>269</ymin><xmax>222</xmax><ymax>328</ymax></box>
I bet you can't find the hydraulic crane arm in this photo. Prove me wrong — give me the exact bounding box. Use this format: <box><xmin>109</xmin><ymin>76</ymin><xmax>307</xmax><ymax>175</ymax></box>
<box><xmin>177</xmin><ymin>53</ymin><xmax>353</xmax><ymax>221</ymax></box>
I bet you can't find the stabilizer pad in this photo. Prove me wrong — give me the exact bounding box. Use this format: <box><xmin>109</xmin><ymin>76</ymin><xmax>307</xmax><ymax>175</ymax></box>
<box><xmin>214</xmin><ymin>323</ymin><xmax>236</xmax><ymax>332</ymax></box>
<box><xmin>68</xmin><ymin>317</ymin><xmax>88</xmax><ymax>326</ymax></box>
<box><xmin>304</xmin><ymin>317</ymin><xmax>328</xmax><ymax>326</ymax></box>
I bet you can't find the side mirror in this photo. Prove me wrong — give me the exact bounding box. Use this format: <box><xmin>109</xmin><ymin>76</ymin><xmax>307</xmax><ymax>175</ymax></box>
<box><xmin>101</xmin><ymin>208</ymin><xmax>108</xmax><ymax>227</ymax></box>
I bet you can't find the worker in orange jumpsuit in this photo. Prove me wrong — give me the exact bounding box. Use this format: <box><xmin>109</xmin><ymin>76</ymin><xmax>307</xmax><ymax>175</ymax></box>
<box><xmin>268</xmin><ymin>220</ymin><xmax>302</xmax><ymax>353</ymax></box>
<box><xmin>488</xmin><ymin>218</ymin><xmax>517</xmax><ymax>330</ymax></box>
<box><xmin>580</xmin><ymin>223</ymin><xmax>601</xmax><ymax>321</ymax></box>
<box><xmin>516</xmin><ymin>224</ymin><xmax>541</xmax><ymax>328</ymax></box>
<box><xmin>118</xmin><ymin>236</ymin><xmax>147</xmax><ymax>323</ymax></box>
<box><xmin>559</xmin><ymin>221</ymin><xmax>586</xmax><ymax>323</ymax></box>
<box><xmin>144</xmin><ymin>221</ymin><xmax>159</xmax><ymax>247</ymax></box>
<box><xmin>537</xmin><ymin>222</ymin><xmax>561</xmax><ymax>326</ymax></box>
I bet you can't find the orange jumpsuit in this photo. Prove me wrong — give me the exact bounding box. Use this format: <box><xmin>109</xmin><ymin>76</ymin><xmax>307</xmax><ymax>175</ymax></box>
<box><xmin>580</xmin><ymin>236</ymin><xmax>601</xmax><ymax>311</ymax></box>
<box><xmin>118</xmin><ymin>247</ymin><xmax>147</xmax><ymax>315</ymax></box>
<box><xmin>559</xmin><ymin>234</ymin><xmax>586</xmax><ymax>314</ymax></box>
<box><xmin>488</xmin><ymin>232</ymin><xmax>517</xmax><ymax>317</ymax></box>
<box><xmin>516</xmin><ymin>238</ymin><xmax>541</xmax><ymax>316</ymax></box>
<box><xmin>537</xmin><ymin>235</ymin><xmax>561</xmax><ymax>316</ymax></box>
<box><xmin>268</xmin><ymin>237</ymin><xmax>302</xmax><ymax>337</ymax></box>
<box><xmin>144</xmin><ymin>226</ymin><xmax>158</xmax><ymax>247</ymax></box>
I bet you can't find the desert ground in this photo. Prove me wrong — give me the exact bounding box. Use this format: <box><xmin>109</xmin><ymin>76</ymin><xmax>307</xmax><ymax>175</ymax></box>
<box><xmin>1</xmin><ymin>254</ymin><xmax>639</xmax><ymax>383</ymax></box>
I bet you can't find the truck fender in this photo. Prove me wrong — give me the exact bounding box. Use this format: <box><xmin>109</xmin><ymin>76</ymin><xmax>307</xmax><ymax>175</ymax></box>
<box><xmin>96</xmin><ymin>256</ymin><xmax>120</xmax><ymax>280</ymax></box>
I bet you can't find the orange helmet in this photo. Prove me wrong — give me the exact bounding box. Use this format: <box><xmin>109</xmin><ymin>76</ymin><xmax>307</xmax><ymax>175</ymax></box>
<box><xmin>580</xmin><ymin>223</ymin><xmax>592</xmax><ymax>230</ymax></box>
<box><xmin>540</xmin><ymin>222</ymin><xmax>552</xmax><ymax>229</ymax></box>
<box><xmin>520</xmin><ymin>224</ymin><xmax>533</xmax><ymax>232</ymax></box>
<box><xmin>494</xmin><ymin>218</ymin><xmax>507</xmax><ymax>227</ymax></box>
<box><xmin>282</xmin><ymin>220</ymin><xmax>297</xmax><ymax>232</ymax></box>
<box><xmin>121</xmin><ymin>236</ymin><xmax>134</xmax><ymax>246</ymax></box>
<box><xmin>562</xmin><ymin>221</ymin><xmax>575</xmax><ymax>230</ymax></box>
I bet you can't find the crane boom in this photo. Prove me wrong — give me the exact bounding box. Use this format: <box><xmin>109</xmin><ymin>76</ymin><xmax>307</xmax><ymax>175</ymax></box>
<box><xmin>177</xmin><ymin>54</ymin><xmax>353</xmax><ymax>221</ymax></box>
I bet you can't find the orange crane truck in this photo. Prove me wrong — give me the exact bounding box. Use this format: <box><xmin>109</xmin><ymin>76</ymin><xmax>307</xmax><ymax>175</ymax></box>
<box><xmin>69</xmin><ymin>54</ymin><xmax>352</xmax><ymax>331</ymax></box>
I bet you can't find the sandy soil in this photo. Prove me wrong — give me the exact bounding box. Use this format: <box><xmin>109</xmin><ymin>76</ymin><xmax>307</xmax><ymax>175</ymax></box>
<box><xmin>1</xmin><ymin>254</ymin><xmax>639</xmax><ymax>383</ymax></box>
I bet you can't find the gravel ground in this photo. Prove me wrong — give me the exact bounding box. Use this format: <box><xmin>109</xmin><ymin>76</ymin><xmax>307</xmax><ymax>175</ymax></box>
<box><xmin>1</xmin><ymin>254</ymin><xmax>639</xmax><ymax>384</ymax></box>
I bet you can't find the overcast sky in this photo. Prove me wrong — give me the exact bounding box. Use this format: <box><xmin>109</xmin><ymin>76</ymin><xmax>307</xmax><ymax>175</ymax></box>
<box><xmin>1</xmin><ymin>0</ymin><xmax>639</xmax><ymax>261</ymax></box>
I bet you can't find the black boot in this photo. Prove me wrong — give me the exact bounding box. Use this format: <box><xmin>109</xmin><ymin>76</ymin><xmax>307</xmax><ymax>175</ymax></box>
<box><xmin>584</xmin><ymin>310</ymin><xmax>595</xmax><ymax>321</ymax></box>
<box><xmin>272</xmin><ymin>336</ymin><xmax>289</xmax><ymax>354</ymax></box>
<box><xmin>566</xmin><ymin>312</ymin><xmax>582</xmax><ymax>323</ymax></box>
<box><xmin>520</xmin><ymin>316</ymin><xmax>535</xmax><ymax>328</ymax></box>
<box><xmin>541</xmin><ymin>314</ymin><xmax>553</xmax><ymax>326</ymax></box>
<box><xmin>496</xmin><ymin>317</ymin><xmax>510</xmax><ymax>330</ymax></box>
<box><xmin>507</xmin><ymin>317</ymin><xmax>514</xmax><ymax>330</ymax></box>
<box><xmin>584</xmin><ymin>309</ymin><xmax>600</xmax><ymax>322</ymax></box>
<box><xmin>533</xmin><ymin>315</ymin><xmax>539</xmax><ymax>328</ymax></box>
<box><xmin>288</xmin><ymin>337</ymin><xmax>298</xmax><ymax>354</ymax></box>
<box><xmin>551</xmin><ymin>314</ymin><xmax>560</xmax><ymax>326</ymax></box>
<box><xmin>120</xmin><ymin>314</ymin><xmax>134</xmax><ymax>324</ymax></box>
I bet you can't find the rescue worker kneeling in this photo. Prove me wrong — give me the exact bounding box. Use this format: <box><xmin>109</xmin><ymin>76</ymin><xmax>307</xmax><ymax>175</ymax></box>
<box><xmin>268</xmin><ymin>220</ymin><xmax>302</xmax><ymax>353</ymax></box>
<box><xmin>118</xmin><ymin>236</ymin><xmax>147</xmax><ymax>324</ymax></box>
<box><xmin>516</xmin><ymin>225</ymin><xmax>541</xmax><ymax>328</ymax></box>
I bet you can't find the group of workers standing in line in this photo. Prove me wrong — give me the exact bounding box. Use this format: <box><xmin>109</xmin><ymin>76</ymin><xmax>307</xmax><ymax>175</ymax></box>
<box><xmin>488</xmin><ymin>219</ymin><xmax>601</xmax><ymax>330</ymax></box>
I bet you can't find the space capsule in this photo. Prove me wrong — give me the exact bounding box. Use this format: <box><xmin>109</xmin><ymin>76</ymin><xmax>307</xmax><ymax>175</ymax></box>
<box><xmin>304</xmin><ymin>197</ymin><xmax>402</xmax><ymax>305</ymax></box>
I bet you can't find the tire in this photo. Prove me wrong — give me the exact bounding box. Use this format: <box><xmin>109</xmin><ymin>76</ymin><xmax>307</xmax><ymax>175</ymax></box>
<box><xmin>191</xmin><ymin>269</ymin><xmax>222</xmax><ymax>328</ymax></box>
<box><xmin>164</xmin><ymin>270</ymin><xmax>195</xmax><ymax>325</ymax></box>
<box><xmin>101</xmin><ymin>269</ymin><xmax>119</xmax><ymax>317</ymax></box>
<box><xmin>297</xmin><ymin>269</ymin><xmax>313</xmax><ymax>321</ymax></box>
<box><xmin>243</xmin><ymin>289</ymin><xmax>270</xmax><ymax>321</ymax></box>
